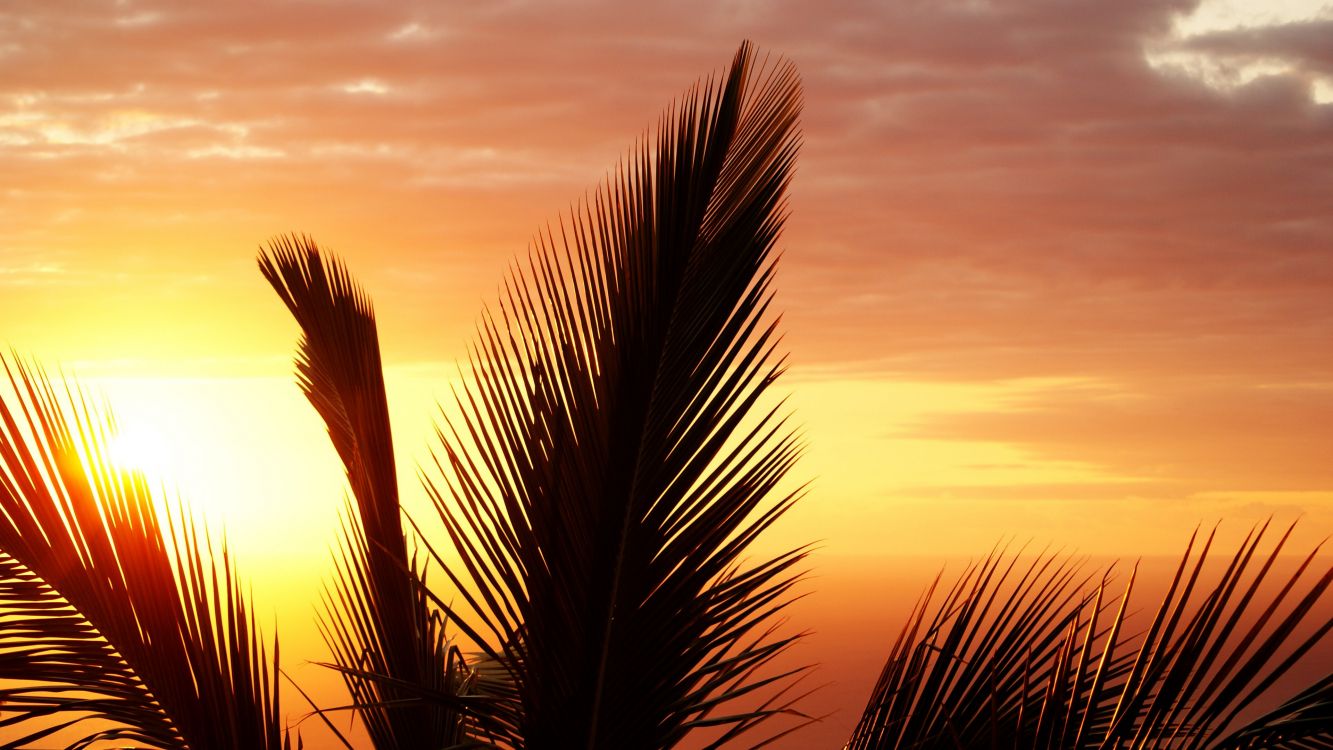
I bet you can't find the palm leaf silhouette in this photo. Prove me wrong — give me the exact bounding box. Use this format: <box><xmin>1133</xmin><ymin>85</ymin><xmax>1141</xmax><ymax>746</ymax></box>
<box><xmin>415</xmin><ymin>40</ymin><xmax>812</xmax><ymax>748</ymax></box>
<box><xmin>0</xmin><ymin>356</ymin><xmax>287</xmax><ymax>749</ymax></box>
<box><xmin>1216</xmin><ymin>675</ymin><xmax>1333</xmax><ymax>748</ymax></box>
<box><xmin>846</xmin><ymin>522</ymin><xmax>1333</xmax><ymax>749</ymax></box>
<box><xmin>260</xmin><ymin>238</ymin><xmax>503</xmax><ymax>748</ymax></box>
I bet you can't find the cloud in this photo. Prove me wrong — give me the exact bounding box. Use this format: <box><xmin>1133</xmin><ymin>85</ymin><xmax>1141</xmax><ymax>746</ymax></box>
<box><xmin>1144</xmin><ymin>0</ymin><xmax>1333</xmax><ymax>101</ymax></box>
<box><xmin>0</xmin><ymin>260</ymin><xmax>65</xmax><ymax>286</ymax></box>
<box><xmin>340</xmin><ymin>78</ymin><xmax>391</xmax><ymax>96</ymax></box>
<box><xmin>2</xmin><ymin>0</ymin><xmax>1331</xmax><ymax>514</ymax></box>
<box><xmin>907</xmin><ymin>378</ymin><xmax>1333</xmax><ymax>490</ymax></box>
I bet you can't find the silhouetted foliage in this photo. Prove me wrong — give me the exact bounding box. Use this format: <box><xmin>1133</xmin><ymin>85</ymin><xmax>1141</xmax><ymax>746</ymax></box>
<box><xmin>847</xmin><ymin>524</ymin><xmax>1333</xmax><ymax>749</ymax></box>
<box><xmin>417</xmin><ymin>39</ymin><xmax>813</xmax><ymax>750</ymax></box>
<box><xmin>262</xmin><ymin>237</ymin><xmax>508</xmax><ymax>748</ymax></box>
<box><xmin>0</xmin><ymin>358</ymin><xmax>287</xmax><ymax>749</ymax></box>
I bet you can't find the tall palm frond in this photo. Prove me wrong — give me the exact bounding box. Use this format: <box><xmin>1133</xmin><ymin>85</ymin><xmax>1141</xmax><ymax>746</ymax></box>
<box><xmin>418</xmin><ymin>40</ymin><xmax>812</xmax><ymax>748</ymax></box>
<box><xmin>0</xmin><ymin>356</ymin><xmax>287</xmax><ymax>749</ymax></box>
<box><xmin>260</xmin><ymin>238</ymin><xmax>493</xmax><ymax>748</ymax></box>
<box><xmin>847</xmin><ymin>522</ymin><xmax>1333</xmax><ymax>749</ymax></box>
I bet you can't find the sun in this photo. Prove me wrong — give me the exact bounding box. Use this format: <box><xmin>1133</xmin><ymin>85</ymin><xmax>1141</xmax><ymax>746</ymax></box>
<box><xmin>105</xmin><ymin>423</ymin><xmax>176</xmax><ymax>478</ymax></box>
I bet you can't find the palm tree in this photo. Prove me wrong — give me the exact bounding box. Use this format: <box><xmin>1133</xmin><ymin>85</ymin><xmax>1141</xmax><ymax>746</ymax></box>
<box><xmin>2</xmin><ymin>39</ymin><xmax>1330</xmax><ymax>750</ymax></box>
<box><xmin>0</xmin><ymin>358</ymin><xmax>288</xmax><ymax>749</ymax></box>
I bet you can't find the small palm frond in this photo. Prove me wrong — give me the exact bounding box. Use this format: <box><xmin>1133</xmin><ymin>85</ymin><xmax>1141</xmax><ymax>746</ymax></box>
<box><xmin>261</xmin><ymin>238</ymin><xmax>492</xmax><ymax>748</ymax></box>
<box><xmin>0</xmin><ymin>356</ymin><xmax>286</xmax><ymax>750</ymax></box>
<box><xmin>845</xmin><ymin>547</ymin><xmax>1111</xmax><ymax>749</ymax></box>
<box><xmin>847</xmin><ymin>522</ymin><xmax>1333</xmax><ymax>749</ymax></box>
<box><xmin>1213</xmin><ymin>674</ymin><xmax>1333</xmax><ymax>749</ymax></box>
<box><xmin>420</xmin><ymin>40</ymin><xmax>811</xmax><ymax>748</ymax></box>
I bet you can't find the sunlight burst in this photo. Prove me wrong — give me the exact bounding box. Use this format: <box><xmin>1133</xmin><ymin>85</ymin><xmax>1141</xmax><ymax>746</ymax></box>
<box><xmin>105</xmin><ymin>423</ymin><xmax>175</xmax><ymax>478</ymax></box>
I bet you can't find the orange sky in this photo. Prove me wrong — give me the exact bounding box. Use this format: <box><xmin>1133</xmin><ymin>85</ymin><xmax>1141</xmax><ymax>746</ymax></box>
<box><xmin>3</xmin><ymin>0</ymin><xmax>1332</xmax><ymax>746</ymax></box>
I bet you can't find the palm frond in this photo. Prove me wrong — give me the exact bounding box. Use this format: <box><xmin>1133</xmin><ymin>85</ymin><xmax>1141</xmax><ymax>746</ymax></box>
<box><xmin>260</xmin><ymin>237</ymin><xmax>486</xmax><ymax>748</ymax></box>
<box><xmin>847</xmin><ymin>522</ymin><xmax>1333</xmax><ymax>749</ymax></box>
<box><xmin>420</xmin><ymin>40</ymin><xmax>810</xmax><ymax>749</ymax></box>
<box><xmin>0</xmin><ymin>355</ymin><xmax>286</xmax><ymax>749</ymax></box>
<box><xmin>1213</xmin><ymin>674</ymin><xmax>1333</xmax><ymax>749</ymax></box>
<box><xmin>846</xmin><ymin>545</ymin><xmax>1114</xmax><ymax>749</ymax></box>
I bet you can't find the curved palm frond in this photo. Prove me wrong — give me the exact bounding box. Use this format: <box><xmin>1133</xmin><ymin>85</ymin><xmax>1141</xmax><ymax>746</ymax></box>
<box><xmin>260</xmin><ymin>238</ymin><xmax>501</xmax><ymax>748</ymax></box>
<box><xmin>847</xmin><ymin>522</ymin><xmax>1333</xmax><ymax>749</ymax></box>
<box><xmin>419</xmin><ymin>40</ymin><xmax>812</xmax><ymax>749</ymax></box>
<box><xmin>0</xmin><ymin>356</ymin><xmax>287</xmax><ymax>749</ymax></box>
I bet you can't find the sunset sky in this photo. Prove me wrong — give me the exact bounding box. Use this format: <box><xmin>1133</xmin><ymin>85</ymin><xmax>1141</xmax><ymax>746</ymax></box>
<box><xmin>3</xmin><ymin>0</ymin><xmax>1332</xmax><ymax>745</ymax></box>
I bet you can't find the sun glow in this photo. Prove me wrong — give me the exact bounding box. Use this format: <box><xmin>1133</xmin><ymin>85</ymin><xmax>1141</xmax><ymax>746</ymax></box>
<box><xmin>104</xmin><ymin>422</ymin><xmax>176</xmax><ymax>478</ymax></box>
